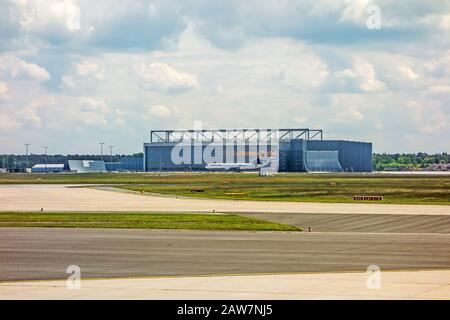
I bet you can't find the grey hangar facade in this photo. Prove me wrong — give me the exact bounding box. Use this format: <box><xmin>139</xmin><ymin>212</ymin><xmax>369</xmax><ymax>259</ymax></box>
<box><xmin>143</xmin><ymin>128</ymin><xmax>373</xmax><ymax>173</ymax></box>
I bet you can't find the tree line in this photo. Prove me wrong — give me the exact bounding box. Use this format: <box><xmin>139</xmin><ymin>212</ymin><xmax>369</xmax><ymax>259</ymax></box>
<box><xmin>0</xmin><ymin>152</ymin><xmax>448</xmax><ymax>171</ymax></box>
<box><xmin>372</xmin><ymin>153</ymin><xmax>449</xmax><ymax>171</ymax></box>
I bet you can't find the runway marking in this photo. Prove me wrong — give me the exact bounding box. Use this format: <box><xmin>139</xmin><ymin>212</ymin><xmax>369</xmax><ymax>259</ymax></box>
<box><xmin>305</xmin><ymin>231</ymin><xmax>450</xmax><ymax>236</ymax></box>
<box><xmin>2</xmin><ymin>268</ymin><xmax>450</xmax><ymax>284</ymax></box>
<box><xmin>1</xmin><ymin>184</ymin><xmax>449</xmax><ymax>215</ymax></box>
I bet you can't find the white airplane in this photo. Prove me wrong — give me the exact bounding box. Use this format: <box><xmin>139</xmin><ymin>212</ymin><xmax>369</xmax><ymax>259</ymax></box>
<box><xmin>205</xmin><ymin>157</ymin><xmax>271</xmax><ymax>172</ymax></box>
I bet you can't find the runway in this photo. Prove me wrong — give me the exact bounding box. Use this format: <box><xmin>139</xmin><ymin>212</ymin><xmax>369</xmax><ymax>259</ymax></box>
<box><xmin>0</xmin><ymin>184</ymin><xmax>449</xmax><ymax>215</ymax></box>
<box><xmin>1</xmin><ymin>228</ymin><xmax>450</xmax><ymax>281</ymax></box>
<box><xmin>2</xmin><ymin>270</ymin><xmax>450</xmax><ymax>300</ymax></box>
<box><xmin>1</xmin><ymin>184</ymin><xmax>449</xmax><ymax>299</ymax></box>
<box><xmin>240</xmin><ymin>212</ymin><xmax>450</xmax><ymax>234</ymax></box>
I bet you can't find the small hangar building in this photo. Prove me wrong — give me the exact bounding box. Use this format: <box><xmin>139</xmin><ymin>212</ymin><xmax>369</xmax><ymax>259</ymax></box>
<box><xmin>31</xmin><ymin>164</ymin><xmax>65</xmax><ymax>173</ymax></box>
<box><xmin>67</xmin><ymin>160</ymin><xmax>107</xmax><ymax>173</ymax></box>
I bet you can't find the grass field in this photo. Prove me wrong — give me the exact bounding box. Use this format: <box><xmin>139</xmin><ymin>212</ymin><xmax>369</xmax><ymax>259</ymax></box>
<box><xmin>0</xmin><ymin>212</ymin><xmax>300</xmax><ymax>231</ymax></box>
<box><xmin>120</xmin><ymin>174</ymin><xmax>450</xmax><ymax>205</ymax></box>
<box><xmin>1</xmin><ymin>172</ymin><xmax>449</xmax><ymax>205</ymax></box>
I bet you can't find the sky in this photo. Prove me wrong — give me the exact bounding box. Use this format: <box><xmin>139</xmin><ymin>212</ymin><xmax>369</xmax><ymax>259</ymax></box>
<box><xmin>0</xmin><ymin>0</ymin><xmax>449</xmax><ymax>154</ymax></box>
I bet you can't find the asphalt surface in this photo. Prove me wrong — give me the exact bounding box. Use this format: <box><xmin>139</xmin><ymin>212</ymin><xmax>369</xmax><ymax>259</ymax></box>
<box><xmin>3</xmin><ymin>271</ymin><xmax>450</xmax><ymax>299</ymax></box>
<box><xmin>1</xmin><ymin>184</ymin><xmax>449</xmax><ymax>215</ymax></box>
<box><xmin>240</xmin><ymin>212</ymin><xmax>450</xmax><ymax>234</ymax></box>
<box><xmin>1</xmin><ymin>227</ymin><xmax>450</xmax><ymax>281</ymax></box>
<box><xmin>1</xmin><ymin>185</ymin><xmax>449</xmax><ymax>284</ymax></box>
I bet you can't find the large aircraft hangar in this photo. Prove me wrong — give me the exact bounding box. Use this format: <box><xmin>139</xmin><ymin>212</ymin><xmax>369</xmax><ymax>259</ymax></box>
<box><xmin>143</xmin><ymin>128</ymin><xmax>372</xmax><ymax>172</ymax></box>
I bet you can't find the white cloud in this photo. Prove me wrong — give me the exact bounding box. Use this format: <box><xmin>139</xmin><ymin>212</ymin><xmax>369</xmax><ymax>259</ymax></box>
<box><xmin>438</xmin><ymin>14</ymin><xmax>450</xmax><ymax>31</ymax></box>
<box><xmin>15</xmin><ymin>96</ymin><xmax>113</xmax><ymax>130</ymax></box>
<box><xmin>294</xmin><ymin>116</ymin><xmax>308</xmax><ymax>124</ymax></box>
<box><xmin>329</xmin><ymin>94</ymin><xmax>366</xmax><ymax>124</ymax></box>
<box><xmin>353</xmin><ymin>58</ymin><xmax>385</xmax><ymax>92</ymax></box>
<box><xmin>0</xmin><ymin>113</ymin><xmax>19</xmax><ymax>130</ymax></box>
<box><xmin>1</xmin><ymin>2</ymin><xmax>450</xmax><ymax>153</ymax></box>
<box><xmin>61</xmin><ymin>61</ymin><xmax>103</xmax><ymax>89</ymax></box>
<box><xmin>339</xmin><ymin>0</ymin><xmax>370</xmax><ymax>24</ymax></box>
<box><xmin>2</xmin><ymin>0</ymin><xmax>186</xmax><ymax>51</ymax></box>
<box><xmin>75</xmin><ymin>62</ymin><xmax>101</xmax><ymax>76</ymax></box>
<box><xmin>428</xmin><ymin>85</ymin><xmax>450</xmax><ymax>94</ymax></box>
<box><xmin>398</xmin><ymin>66</ymin><xmax>419</xmax><ymax>80</ymax></box>
<box><xmin>17</xmin><ymin>0</ymin><xmax>82</xmax><ymax>33</ymax></box>
<box><xmin>214</xmin><ymin>85</ymin><xmax>224</xmax><ymax>93</ymax></box>
<box><xmin>61</xmin><ymin>74</ymin><xmax>76</xmax><ymax>88</ymax></box>
<box><xmin>334</xmin><ymin>108</ymin><xmax>364</xmax><ymax>122</ymax></box>
<box><xmin>405</xmin><ymin>100</ymin><xmax>449</xmax><ymax>134</ymax></box>
<box><xmin>0</xmin><ymin>55</ymin><xmax>50</xmax><ymax>81</ymax></box>
<box><xmin>19</xmin><ymin>106</ymin><xmax>41</xmax><ymax>128</ymax></box>
<box><xmin>76</xmin><ymin>98</ymin><xmax>110</xmax><ymax>126</ymax></box>
<box><xmin>331</xmin><ymin>106</ymin><xmax>365</xmax><ymax>123</ymax></box>
<box><xmin>137</xmin><ymin>62</ymin><xmax>199</xmax><ymax>93</ymax></box>
<box><xmin>338</xmin><ymin>68</ymin><xmax>357</xmax><ymax>79</ymax></box>
<box><xmin>0</xmin><ymin>81</ymin><xmax>9</xmax><ymax>100</ymax></box>
<box><xmin>423</xmin><ymin>51</ymin><xmax>450</xmax><ymax>78</ymax></box>
<box><xmin>61</xmin><ymin>57</ymin><xmax>198</xmax><ymax>94</ymax></box>
<box><xmin>10</xmin><ymin>59</ymin><xmax>51</xmax><ymax>81</ymax></box>
<box><xmin>336</xmin><ymin>57</ymin><xmax>386</xmax><ymax>92</ymax></box>
<box><xmin>148</xmin><ymin>104</ymin><xmax>172</xmax><ymax>118</ymax></box>
<box><xmin>278</xmin><ymin>58</ymin><xmax>329</xmax><ymax>90</ymax></box>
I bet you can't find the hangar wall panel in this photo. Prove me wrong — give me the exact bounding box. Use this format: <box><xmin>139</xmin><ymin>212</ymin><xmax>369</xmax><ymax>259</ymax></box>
<box><xmin>305</xmin><ymin>140</ymin><xmax>372</xmax><ymax>172</ymax></box>
<box><xmin>305</xmin><ymin>150</ymin><xmax>343</xmax><ymax>172</ymax></box>
<box><xmin>143</xmin><ymin>139</ymin><xmax>372</xmax><ymax>172</ymax></box>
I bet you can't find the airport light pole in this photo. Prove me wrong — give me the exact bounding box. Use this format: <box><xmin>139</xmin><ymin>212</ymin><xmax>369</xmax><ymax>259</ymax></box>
<box><xmin>99</xmin><ymin>142</ymin><xmax>105</xmax><ymax>161</ymax></box>
<box><xmin>109</xmin><ymin>145</ymin><xmax>113</xmax><ymax>162</ymax></box>
<box><xmin>24</xmin><ymin>143</ymin><xmax>30</xmax><ymax>171</ymax></box>
<box><xmin>43</xmin><ymin>146</ymin><xmax>48</xmax><ymax>172</ymax></box>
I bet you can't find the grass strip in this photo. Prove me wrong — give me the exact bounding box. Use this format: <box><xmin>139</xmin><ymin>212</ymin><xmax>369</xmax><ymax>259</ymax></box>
<box><xmin>0</xmin><ymin>212</ymin><xmax>301</xmax><ymax>231</ymax></box>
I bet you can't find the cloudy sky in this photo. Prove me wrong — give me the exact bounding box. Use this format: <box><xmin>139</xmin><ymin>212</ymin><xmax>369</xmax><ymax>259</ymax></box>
<box><xmin>0</xmin><ymin>0</ymin><xmax>449</xmax><ymax>154</ymax></box>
